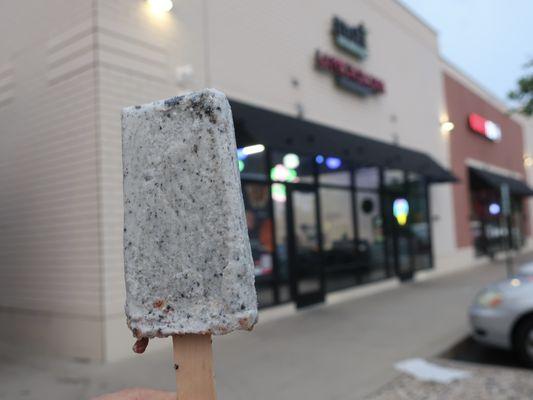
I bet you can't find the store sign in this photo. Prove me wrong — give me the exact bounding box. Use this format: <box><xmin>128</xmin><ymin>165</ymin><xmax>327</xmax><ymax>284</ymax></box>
<box><xmin>468</xmin><ymin>113</ymin><xmax>502</xmax><ymax>142</ymax></box>
<box><xmin>332</xmin><ymin>16</ymin><xmax>367</xmax><ymax>59</ymax></box>
<box><xmin>315</xmin><ymin>16</ymin><xmax>385</xmax><ymax>97</ymax></box>
<box><xmin>315</xmin><ymin>50</ymin><xmax>385</xmax><ymax>96</ymax></box>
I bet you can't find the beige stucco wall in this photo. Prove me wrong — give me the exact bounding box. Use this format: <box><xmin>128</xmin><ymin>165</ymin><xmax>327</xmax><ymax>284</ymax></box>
<box><xmin>0</xmin><ymin>0</ymin><xmax>103</xmax><ymax>359</ymax></box>
<box><xmin>94</xmin><ymin>0</ymin><xmax>208</xmax><ymax>361</ymax></box>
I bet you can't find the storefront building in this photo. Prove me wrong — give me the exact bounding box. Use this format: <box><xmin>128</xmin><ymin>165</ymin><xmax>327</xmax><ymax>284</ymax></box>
<box><xmin>442</xmin><ymin>62</ymin><xmax>533</xmax><ymax>259</ymax></box>
<box><xmin>0</xmin><ymin>0</ymin><xmax>495</xmax><ymax>361</ymax></box>
<box><xmin>233</xmin><ymin>100</ymin><xmax>454</xmax><ymax>308</ymax></box>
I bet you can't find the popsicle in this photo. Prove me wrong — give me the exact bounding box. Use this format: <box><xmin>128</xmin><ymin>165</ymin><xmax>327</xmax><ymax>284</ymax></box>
<box><xmin>122</xmin><ymin>89</ymin><xmax>258</xmax><ymax>399</ymax></box>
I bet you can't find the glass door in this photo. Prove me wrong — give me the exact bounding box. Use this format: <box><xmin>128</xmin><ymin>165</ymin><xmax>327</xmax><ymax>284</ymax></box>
<box><xmin>287</xmin><ymin>185</ymin><xmax>325</xmax><ymax>308</ymax></box>
<box><xmin>385</xmin><ymin>192</ymin><xmax>415</xmax><ymax>280</ymax></box>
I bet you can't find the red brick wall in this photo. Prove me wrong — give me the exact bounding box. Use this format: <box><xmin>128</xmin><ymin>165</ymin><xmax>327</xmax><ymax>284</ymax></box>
<box><xmin>444</xmin><ymin>73</ymin><xmax>528</xmax><ymax>247</ymax></box>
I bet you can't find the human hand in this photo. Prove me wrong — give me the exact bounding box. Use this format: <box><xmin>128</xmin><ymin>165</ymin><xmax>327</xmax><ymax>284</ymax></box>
<box><xmin>92</xmin><ymin>388</ymin><xmax>175</xmax><ymax>400</ymax></box>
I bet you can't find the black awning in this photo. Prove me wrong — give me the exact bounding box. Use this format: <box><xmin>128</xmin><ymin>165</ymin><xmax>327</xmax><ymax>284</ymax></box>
<box><xmin>229</xmin><ymin>99</ymin><xmax>457</xmax><ymax>184</ymax></box>
<box><xmin>469</xmin><ymin>167</ymin><xmax>533</xmax><ymax>196</ymax></box>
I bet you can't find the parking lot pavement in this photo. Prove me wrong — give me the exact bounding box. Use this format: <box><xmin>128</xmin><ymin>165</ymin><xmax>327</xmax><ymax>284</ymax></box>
<box><xmin>441</xmin><ymin>336</ymin><xmax>526</xmax><ymax>370</ymax></box>
<box><xmin>0</xmin><ymin>255</ymin><xmax>528</xmax><ymax>400</ymax></box>
<box><xmin>364</xmin><ymin>358</ymin><xmax>533</xmax><ymax>400</ymax></box>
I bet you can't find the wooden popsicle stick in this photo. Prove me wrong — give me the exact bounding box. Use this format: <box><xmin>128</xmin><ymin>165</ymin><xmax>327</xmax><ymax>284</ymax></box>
<box><xmin>172</xmin><ymin>334</ymin><xmax>216</xmax><ymax>400</ymax></box>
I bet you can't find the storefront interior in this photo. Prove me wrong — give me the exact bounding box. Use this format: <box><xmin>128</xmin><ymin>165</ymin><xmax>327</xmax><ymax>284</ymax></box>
<box><xmin>469</xmin><ymin>167</ymin><xmax>533</xmax><ymax>257</ymax></box>
<box><xmin>231</xmin><ymin>100</ymin><xmax>456</xmax><ymax>308</ymax></box>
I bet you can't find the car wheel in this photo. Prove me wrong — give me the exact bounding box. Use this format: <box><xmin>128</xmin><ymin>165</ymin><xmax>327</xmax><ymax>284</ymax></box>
<box><xmin>514</xmin><ymin>316</ymin><xmax>533</xmax><ymax>367</ymax></box>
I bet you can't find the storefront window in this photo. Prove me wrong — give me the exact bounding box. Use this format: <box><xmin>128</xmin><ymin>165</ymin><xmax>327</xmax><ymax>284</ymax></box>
<box><xmin>407</xmin><ymin>185</ymin><xmax>431</xmax><ymax>271</ymax></box>
<box><xmin>356</xmin><ymin>191</ymin><xmax>387</xmax><ymax>282</ymax></box>
<box><xmin>241</xmin><ymin>182</ymin><xmax>276</xmax><ymax>308</ymax></box>
<box><xmin>384</xmin><ymin>169</ymin><xmax>405</xmax><ymax>190</ymax></box>
<box><xmin>407</xmin><ymin>172</ymin><xmax>425</xmax><ymax>194</ymax></box>
<box><xmin>318</xmin><ymin>156</ymin><xmax>351</xmax><ymax>186</ymax></box>
<box><xmin>320</xmin><ymin>188</ymin><xmax>356</xmax><ymax>291</ymax></box>
<box><xmin>272</xmin><ymin>184</ymin><xmax>290</xmax><ymax>293</ymax></box>
<box><xmin>468</xmin><ymin>170</ymin><xmax>520</xmax><ymax>256</ymax></box>
<box><xmin>511</xmin><ymin>197</ymin><xmax>525</xmax><ymax>249</ymax></box>
<box><xmin>470</xmin><ymin>187</ymin><xmax>504</xmax><ymax>256</ymax></box>
<box><xmin>237</xmin><ymin>144</ymin><xmax>267</xmax><ymax>180</ymax></box>
<box><xmin>242</xmin><ymin>182</ymin><xmax>274</xmax><ymax>277</ymax></box>
<box><xmin>355</xmin><ymin>167</ymin><xmax>380</xmax><ymax>189</ymax></box>
<box><xmin>271</xmin><ymin>151</ymin><xmax>314</xmax><ymax>184</ymax></box>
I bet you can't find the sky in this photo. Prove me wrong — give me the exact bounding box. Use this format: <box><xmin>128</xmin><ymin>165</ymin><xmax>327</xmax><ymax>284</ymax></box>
<box><xmin>399</xmin><ymin>0</ymin><xmax>533</xmax><ymax>105</ymax></box>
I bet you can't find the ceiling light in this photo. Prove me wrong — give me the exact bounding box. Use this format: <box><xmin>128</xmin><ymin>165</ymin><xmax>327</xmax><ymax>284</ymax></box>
<box><xmin>241</xmin><ymin>144</ymin><xmax>265</xmax><ymax>156</ymax></box>
<box><xmin>283</xmin><ymin>153</ymin><xmax>300</xmax><ymax>169</ymax></box>
<box><xmin>325</xmin><ymin>157</ymin><xmax>342</xmax><ymax>170</ymax></box>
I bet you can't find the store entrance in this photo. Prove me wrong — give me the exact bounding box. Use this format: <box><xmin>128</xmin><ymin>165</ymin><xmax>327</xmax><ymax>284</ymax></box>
<box><xmin>385</xmin><ymin>191</ymin><xmax>415</xmax><ymax>281</ymax></box>
<box><xmin>287</xmin><ymin>185</ymin><xmax>325</xmax><ymax>308</ymax></box>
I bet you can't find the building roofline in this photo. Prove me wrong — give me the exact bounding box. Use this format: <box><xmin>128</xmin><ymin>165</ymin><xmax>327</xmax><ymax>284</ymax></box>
<box><xmin>441</xmin><ymin>56</ymin><xmax>521</xmax><ymax>122</ymax></box>
<box><xmin>393</xmin><ymin>0</ymin><xmax>439</xmax><ymax>36</ymax></box>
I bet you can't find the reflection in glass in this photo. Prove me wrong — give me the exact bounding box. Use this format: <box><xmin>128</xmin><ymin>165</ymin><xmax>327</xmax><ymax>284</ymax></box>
<box><xmin>273</xmin><ymin>186</ymin><xmax>289</xmax><ymax>281</ymax></box>
<box><xmin>256</xmin><ymin>284</ymin><xmax>275</xmax><ymax>308</ymax></box>
<box><xmin>356</xmin><ymin>191</ymin><xmax>387</xmax><ymax>282</ymax></box>
<box><xmin>320</xmin><ymin>188</ymin><xmax>357</xmax><ymax>291</ymax></box>
<box><xmin>407</xmin><ymin>176</ymin><xmax>431</xmax><ymax>270</ymax></box>
<box><xmin>318</xmin><ymin>158</ymin><xmax>351</xmax><ymax>186</ymax></box>
<box><xmin>242</xmin><ymin>183</ymin><xmax>274</xmax><ymax>277</ymax></box>
<box><xmin>293</xmin><ymin>190</ymin><xmax>321</xmax><ymax>295</ymax></box>
<box><xmin>407</xmin><ymin>172</ymin><xmax>425</xmax><ymax>194</ymax></box>
<box><xmin>355</xmin><ymin>167</ymin><xmax>380</xmax><ymax>189</ymax></box>
<box><xmin>384</xmin><ymin>169</ymin><xmax>404</xmax><ymax>189</ymax></box>
<box><xmin>237</xmin><ymin>144</ymin><xmax>267</xmax><ymax>180</ymax></box>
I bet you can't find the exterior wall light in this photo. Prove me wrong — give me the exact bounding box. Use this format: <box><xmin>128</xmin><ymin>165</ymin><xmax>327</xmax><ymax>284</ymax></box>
<box><xmin>524</xmin><ymin>154</ymin><xmax>533</xmax><ymax>167</ymax></box>
<box><xmin>147</xmin><ymin>0</ymin><xmax>174</xmax><ymax>13</ymax></box>
<box><xmin>440</xmin><ymin>121</ymin><xmax>455</xmax><ymax>134</ymax></box>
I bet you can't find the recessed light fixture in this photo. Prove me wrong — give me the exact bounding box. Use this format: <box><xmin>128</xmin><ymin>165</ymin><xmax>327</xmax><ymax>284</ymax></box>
<box><xmin>241</xmin><ymin>144</ymin><xmax>265</xmax><ymax>156</ymax></box>
<box><xmin>147</xmin><ymin>0</ymin><xmax>173</xmax><ymax>13</ymax></box>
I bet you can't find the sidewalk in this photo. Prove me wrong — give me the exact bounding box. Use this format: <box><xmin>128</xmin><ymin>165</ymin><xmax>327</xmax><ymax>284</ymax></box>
<box><xmin>365</xmin><ymin>359</ymin><xmax>533</xmax><ymax>399</ymax></box>
<box><xmin>0</xmin><ymin>257</ymin><xmax>524</xmax><ymax>400</ymax></box>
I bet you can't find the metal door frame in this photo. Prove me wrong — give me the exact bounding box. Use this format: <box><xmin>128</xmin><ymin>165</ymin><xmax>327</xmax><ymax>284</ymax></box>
<box><xmin>384</xmin><ymin>188</ymin><xmax>415</xmax><ymax>281</ymax></box>
<box><xmin>286</xmin><ymin>183</ymin><xmax>326</xmax><ymax>308</ymax></box>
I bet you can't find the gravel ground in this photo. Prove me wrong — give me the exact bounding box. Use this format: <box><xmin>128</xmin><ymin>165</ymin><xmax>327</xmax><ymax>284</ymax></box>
<box><xmin>365</xmin><ymin>359</ymin><xmax>533</xmax><ymax>400</ymax></box>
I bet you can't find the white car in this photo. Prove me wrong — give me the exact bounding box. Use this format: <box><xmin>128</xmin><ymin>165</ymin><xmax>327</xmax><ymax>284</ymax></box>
<box><xmin>469</xmin><ymin>263</ymin><xmax>533</xmax><ymax>367</ymax></box>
